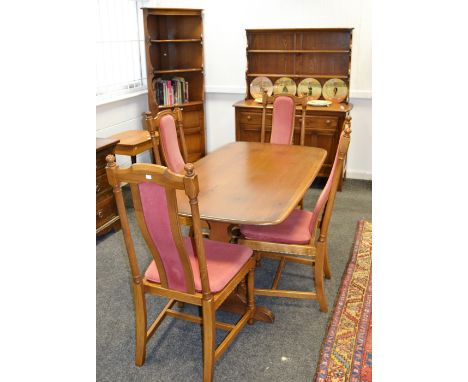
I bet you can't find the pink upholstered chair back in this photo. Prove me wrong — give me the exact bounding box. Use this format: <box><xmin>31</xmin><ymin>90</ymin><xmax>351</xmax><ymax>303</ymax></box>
<box><xmin>138</xmin><ymin>182</ymin><xmax>193</xmax><ymax>292</ymax></box>
<box><xmin>159</xmin><ymin>114</ymin><xmax>186</xmax><ymax>173</ymax></box>
<box><xmin>270</xmin><ymin>96</ymin><xmax>295</xmax><ymax>144</ymax></box>
<box><xmin>308</xmin><ymin>126</ymin><xmax>351</xmax><ymax>235</ymax></box>
<box><xmin>105</xmin><ymin>157</ymin><xmax>208</xmax><ymax>295</ymax></box>
<box><xmin>260</xmin><ymin>93</ymin><xmax>307</xmax><ymax>145</ymax></box>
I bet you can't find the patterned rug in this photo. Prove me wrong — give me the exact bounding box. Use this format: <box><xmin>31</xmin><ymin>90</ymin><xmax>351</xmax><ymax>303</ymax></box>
<box><xmin>314</xmin><ymin>220</ymin><xmax>372</xmax><ymax>382</ymax></box>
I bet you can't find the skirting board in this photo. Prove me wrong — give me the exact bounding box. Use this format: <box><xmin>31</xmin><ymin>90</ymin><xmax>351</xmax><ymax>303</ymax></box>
<box><xmin>346</xmin><ymin>170</ymin><xmax>372</xmax><ymax>180</ymax></box>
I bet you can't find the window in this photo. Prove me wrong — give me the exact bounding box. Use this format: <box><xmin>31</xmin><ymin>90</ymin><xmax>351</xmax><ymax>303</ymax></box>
<box><xmin>96</xmin><ymin>0</ymin><xmax>147</xmax><ymax>104</ymax></box>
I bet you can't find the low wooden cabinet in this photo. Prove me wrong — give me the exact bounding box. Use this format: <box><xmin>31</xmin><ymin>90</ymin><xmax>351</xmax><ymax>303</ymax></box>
<box><xmin>234</xmin><ymin>100</ymin><xmax>352</xmax><ymax>180</ymax></box>
<box><xmin>96</xmin><ymin>138</ymin><xmax>121</xmax><ymax>236</ymax></box>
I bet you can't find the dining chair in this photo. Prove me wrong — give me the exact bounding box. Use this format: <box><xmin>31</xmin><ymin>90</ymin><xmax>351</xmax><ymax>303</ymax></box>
<box><xmin>145</xmin><ymin>108</ymin><xmax>206</xmax><ymax>241</ymax></box>
<box><xmin>144</xmin><ymin>108</ymin><xmax>188</xmax><ymax>173</ymax></box>
<box><xmin>260</xmin><ymin>91</ymin><xmax>308</xmax><ymax>145</ymax></box>
<box><xmin>232</xmin><ymin>117</ymin><xmax>352</xmax><ymax>313</ymax></box>
<box><xmin>105</xmin><ymin>156</ymin><xmax>256</xmax><ymax>382</ymax></box>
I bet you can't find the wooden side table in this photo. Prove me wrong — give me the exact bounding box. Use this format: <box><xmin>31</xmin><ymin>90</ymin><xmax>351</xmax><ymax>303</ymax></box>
<box><xmin>111</xmin><ymin>130</ymin><xmax>161</xmax><ymax>164</ymax></box>
<box><xmin>96</xmin><ymin>138</ymin><xmax>121</xmax><ymax>236</ymax></box>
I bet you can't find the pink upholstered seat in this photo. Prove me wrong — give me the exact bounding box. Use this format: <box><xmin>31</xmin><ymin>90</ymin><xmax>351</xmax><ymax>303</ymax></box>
<box><xmin>139</xmin><ymin>181</ymin><xmax>252</xmax><ymax>293</ymax></box>
<box><xmin>270</xmin><ymin>96</ymin><xmax>295</xmax><ymax>144</ymax></box>
<box><xmin>241</xmin><ymin>209</ymin><xmax>314</xmax><ymax>245</ymax></box>
<box><xmin>145</xmin><ymin>237</ymin><xmax>252</xmax><ymax>292</ymax></box>
<box><xmin>159</xmin><ymin>114</ymin><xmax>185</xmax><ymax>173</ymax></box>
<box><xmin>240</xmin><ymin>130</ymin><xmax>345</xmax><ymax>245</ymax></box>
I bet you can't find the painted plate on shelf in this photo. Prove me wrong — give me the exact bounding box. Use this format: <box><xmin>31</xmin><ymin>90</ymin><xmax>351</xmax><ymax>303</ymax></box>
<box><xmin>297</xmin><ymin>78</ymin><xmax>322</xmax><ymax>100</ymax></box>
<box><xmin>249</xmin><ymin>76</ymin><xmax>273</xmax><ymax>99</ymax></box>
<box><xmin>307</xmin><ymin>100</ymin><xmax>332</xmax><ymax>107</ymax></box>
<box><xmin>322</xmin><ymin>78</ymin><xmax>348</xmax><ymax>103</ymax></box>
<box><xmin>273</xmin><ymin>77</ymin><xmax>297</xmax><ymax>95</ymax></box>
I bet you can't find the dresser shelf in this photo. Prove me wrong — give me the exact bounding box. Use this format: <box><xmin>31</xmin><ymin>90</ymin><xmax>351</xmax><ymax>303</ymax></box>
<box><xmin>247</xmin><ymin>49</ymin><xmax>350</xmax><ymax>53</ymax></box>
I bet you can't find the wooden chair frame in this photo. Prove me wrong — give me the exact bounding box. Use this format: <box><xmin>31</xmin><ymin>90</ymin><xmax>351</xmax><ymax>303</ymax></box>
<box><xmin>106</xmin><ymin>156</ymin><xmax>256</xmax><ymax>382</ymax></box>
<box><xmin>233</xmin><ymin>117</ymin><xmax>352</xmax><ymax>313</ymax></box>
<box><xmin>145</xmin><ymin>108</ymin><xmax>188</xmax><ymax>168</ymax></box>
<box><xmin>260</xmin><ymin>91</ymin><xmax>308</xmax><ymax>145</ymax></box>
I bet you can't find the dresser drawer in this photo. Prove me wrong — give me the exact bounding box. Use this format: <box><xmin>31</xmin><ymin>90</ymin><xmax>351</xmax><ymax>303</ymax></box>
<box><xmin>298</xmin><ymin>115</ymin><xmax>339</xmax><ymax>130</ymax></box>
<box><xmin>96</xmin><ymin>193</ymin><xmax>118</xmax><ymax>228</ymax></box>
<box><xmin>239</xmin><ymin>110</ymin><xmax>270</xmax><ymax>125</ymax></box>
<box><xmin>96</xmin><ymin>172</ymin><xmax>112</xmax><ymax>197</ymax></box>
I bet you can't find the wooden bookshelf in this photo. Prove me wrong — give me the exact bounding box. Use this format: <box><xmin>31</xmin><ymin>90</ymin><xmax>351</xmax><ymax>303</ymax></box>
<box><xmin>234</xmin><ymin>28</ymin><xmax>354</xmax><ymax>189</ymax></box>
<box><xmin>143</xmin><ymin>7</ymin><xmax>206</xmax><ymax>162</ymax></box>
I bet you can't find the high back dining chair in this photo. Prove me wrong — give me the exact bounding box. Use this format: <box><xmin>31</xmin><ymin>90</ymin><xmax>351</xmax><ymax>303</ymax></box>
<box><xmin>106</xmin><ymin>157</ymin><xmax>256</xmax><ymax>382</ymax></box>
<box><xmin>145</xmin><ymin>108</ymin><xmax>188</xmax><ymax>173</ymax></box>
<box><xmin>261</xmin><ymin>92</ymin><xmax>308</xmax><ymax>208</ymax></box>
<box><xmin>260</xmin><ymin>92</ymin><xmax>308</xmax><ymax>145</ymax></box>
<box><xmin>233</xmin><ymin>117</ymin><xmax>352</xmax><ymax>313</ymax></box>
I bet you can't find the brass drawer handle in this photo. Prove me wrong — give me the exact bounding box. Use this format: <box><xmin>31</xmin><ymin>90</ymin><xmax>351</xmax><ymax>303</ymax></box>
<box><xmin>97</xmin><ymin>209</ymin><xmax>105</xmax><ymax>219</ymax></box>
<box><xmin>326</xmin><ymin>119</ymin><xmax>331</xmax><ymax>124</ymax></box>
<box><xmin>246</xmin><ymin>115</ymin><xmax>251</xmax><ymax>120</ymax></box>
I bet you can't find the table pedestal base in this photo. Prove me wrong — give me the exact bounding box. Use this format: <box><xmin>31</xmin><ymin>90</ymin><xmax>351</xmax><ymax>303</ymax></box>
<box><xmin>207</xmin><ymin>221</ymin><xmax>275</xmax><ymax>324</ymax></box>
<box><xmin>219</xmin><ymin>289</ymin><xmax>275</xmax><ymax>323</ymax></box>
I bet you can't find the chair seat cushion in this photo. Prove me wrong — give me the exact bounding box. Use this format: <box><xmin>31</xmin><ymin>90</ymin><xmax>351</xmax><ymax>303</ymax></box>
<box><xmin>240</xmin><ymin>209</ymin><xmax>314</xmax><ymax>245</ymax></box>
<box><xmin>145</xmin><ymin>237</ymin><xmax>253</xmax><ymax>293</ymax></box>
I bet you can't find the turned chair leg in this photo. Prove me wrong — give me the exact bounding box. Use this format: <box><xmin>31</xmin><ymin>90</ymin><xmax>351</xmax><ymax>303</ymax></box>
<box><xmin>298</xmin><ymin>198</ymin><xmax>304</xmax><ymax>210</ymax></box>
<box><xmin>315</xmin><ymin>242</ymin><xmax>328</xmax><ymax>313</ymax></box>
<box><xmin>202</xmin><ymin>298</ymin><xmax>216</xmax><ymax>382</ymax></box>
<box><xmin>133</xmin><ymin>284</ymin><xmax>147</xmax><ymax>366</ymax></box>
<box><xmin>247</xmin><ymin>268</ymin><xmax>255</xmax><ymax>325</ymax></box>
<box><xmin>323</xmin><ymin>242</ymin><xmax>332</xmax><ymax>279</ymax></box>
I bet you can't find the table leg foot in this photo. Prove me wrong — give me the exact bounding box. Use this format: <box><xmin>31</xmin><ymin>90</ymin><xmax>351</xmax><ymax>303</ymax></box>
<box><xmin>219</xmin><ymin>291</ymin><xmax>275</xmax><ymax>324</ymax></box>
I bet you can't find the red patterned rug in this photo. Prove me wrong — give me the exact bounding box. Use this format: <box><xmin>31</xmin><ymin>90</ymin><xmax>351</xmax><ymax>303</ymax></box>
<box><xmin>314</xmin><ymin>220</ymin><xmax>372</xmax><ymax>382</ymax></box>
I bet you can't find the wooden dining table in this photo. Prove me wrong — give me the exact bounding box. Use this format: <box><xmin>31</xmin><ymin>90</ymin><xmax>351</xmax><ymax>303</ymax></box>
<box><xmin>177</xmin><ymin>141</ymin><xmax>327</xmax><ymax>322</ymax></box>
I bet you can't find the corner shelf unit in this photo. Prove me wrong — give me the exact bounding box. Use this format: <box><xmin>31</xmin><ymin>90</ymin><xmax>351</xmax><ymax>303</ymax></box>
<box><xmin>142</xmin><ymin>7</ymin><xmax>206</xmax><ymax>162</ymax></box>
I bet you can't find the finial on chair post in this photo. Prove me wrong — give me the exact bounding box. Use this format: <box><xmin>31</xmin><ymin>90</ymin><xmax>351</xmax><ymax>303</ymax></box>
<box><xmin>184</xmin><ymin>163</ymin><xmax>195</xmax><ymax>178</ymax></box>
<box><xmin>262</xmin><ymin>89</ymin><xmax>268</xmax><ymax>106</ymax></box>
<box><xmin>106</xmin><ymin>154</ymin><xmax>117</xmax><ymax>168</ymax></box>
<box><xmin>344</xmin><ymin>116</ymin><xmax>352</xmax><ymax>137</ymax></box>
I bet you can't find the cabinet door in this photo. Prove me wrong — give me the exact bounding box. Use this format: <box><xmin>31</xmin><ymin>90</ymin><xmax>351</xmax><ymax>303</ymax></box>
<box><xmin>180</xmin><ymin>105</ymin><xmax>205</xmax><ymax>162</ymax></box>
<box><xmin>293</xmin><ymin>114</ymin><xmax>340</xmax><ymax>176</ymax></box>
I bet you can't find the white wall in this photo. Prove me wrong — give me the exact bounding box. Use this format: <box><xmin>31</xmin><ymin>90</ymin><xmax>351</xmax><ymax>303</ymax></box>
<box><xmin>97</xmin><ymin>0</ymin><xmax>372</xmax><ymax>179</ymax></box>
<box><xmin>96</xmin><ymin>93</ymin><xmax>152</xmax><ymax>166</ymax></box>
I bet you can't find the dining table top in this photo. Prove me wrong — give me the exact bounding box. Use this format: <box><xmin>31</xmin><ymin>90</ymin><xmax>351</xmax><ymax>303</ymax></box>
<box><xmin>176</xmin><ymin>141</ymin><xmax>327</xmax><ymax>226</ymax></box>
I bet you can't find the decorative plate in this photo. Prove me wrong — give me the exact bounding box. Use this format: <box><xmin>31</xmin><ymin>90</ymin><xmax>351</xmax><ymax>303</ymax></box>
<box><xmin>273</xmin><ymin>77</ymin><xmax>296</xmax><ymax>95</ymax></box>
<box><xmin>297</xmin><ymin>78</ymin><xmax>322</xmax><ymax>100</ymax></box>
<box><xmin>322</xmin><ymin>78</ymin><xmax>348</xmax><ymax>103</ymax></box>
<box><xmin>307</xmin><ymin>100</ymin><xmax>332</xmax><ymax>107</ymax></box>
<box><xmin>249</xmin><ymin>76</ymin><xmax>273</xmax><ymax>99</ymax></box>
